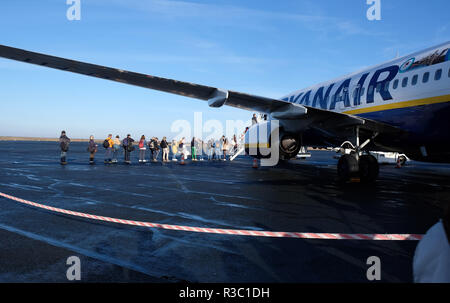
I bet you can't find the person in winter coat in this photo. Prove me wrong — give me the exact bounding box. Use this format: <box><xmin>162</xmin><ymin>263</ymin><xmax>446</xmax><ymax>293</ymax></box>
<box><xmin>191</xmin><ymin>137</ymin><xmax>197</xmax><ymax>161</ymax></box>
<box><xmin>148</xmin><ymin>137</ymin><xmax>157</xmax><ymax>162</ymax></box>
<box><xmin>209</xmin><ymin>139</ymin><xmax>217</xmax><ymax>160</ymax></box>
<box><xmin>104</xmin><ymin>134</ymin><xmax>114</xmax><ymax>164</ymax></box>
<box><xmin>171</xmin><ymin>139</ymin><xmax>178</xmax><ymax>161</ymax></box>
<box><xmin>232</xmin><ymin>134</ymin><xmax>238</xmax><ymax>154</ymax></box>
<box><xmin>138</xmin><ymin>135</ymin><xmax>147</xmax><ymax>163</ymax></box>
<box><xmin>153</xmin><ymin>137</ymin><xmax>161</xmax><ymax>161</ymax></box>
<box><xmin>221</xmin><ymin>136</ymin><xmax>228</xmax><ymax>161</ymax></box>
<box><xmin>112</xmin><ymin>135</ymin><xmax>121</xmax><ymax>163</ymax></box>
<box><xmin>122</xmin><ymin>134</ymin><xmax>135</xmax><ymax>164</ymax></box>
<box><xmin>160</xmin><ymin>137</ymin><xmax>169</xmax><ymax>162</ymax></box>
<box><xmin>252</xmin><ymin>113</ymin><xmax>258</xmax><ymax>125</ymax></box>
<box><xmin>59</xmin><ymin>130</ymin><xmax>70</xmax><ymax>165</ymax></box>
<box><xmin>87</xmin><ymin>135</ymin><xmax>98</xmax><ymax>164</ymax></box>
<box><xmin>179</xmin><ymin>137</ymin><xmax>186</xmax><ymax>161</ymax></box>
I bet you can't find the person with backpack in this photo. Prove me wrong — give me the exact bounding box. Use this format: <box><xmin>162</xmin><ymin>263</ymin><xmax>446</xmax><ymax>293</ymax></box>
<box><xmin>112</xmin><ymin>135</ymin><xmax>121</xmax><ymax>163</ymax></box>
<box><xmin>160</xmin><ymin>137</ymin><xmax>169</xmax><ymax>162</ymax></box>
<box><xmin>103</xmin><ymin>134</ymin><xmax>114</xmax><ymax>164</ymax></box>
<box><xmin>138</xmin><ymin>135</ymin><xmax>147</xmax><ymax>163</ymax></box>
<box><xmin>59</xmin><ymin>130</ymin><xmax>70</xmax><ymax>165</ymax></box>
<box><xmin>122</xmin><ymin>134</ymin><xmax>135</xmax><ymax>164</ymax></box>
<box><xmin>87</xmin><ymin>135</ymin><xmax>98</xmax><ymax>164</ymax></box>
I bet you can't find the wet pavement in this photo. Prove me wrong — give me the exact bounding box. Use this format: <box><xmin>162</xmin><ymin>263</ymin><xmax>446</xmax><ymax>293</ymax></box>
<box><xmin>0</xmin><ymin>141</ymin><xmax>449</xmax><ymax>282</ymax></box>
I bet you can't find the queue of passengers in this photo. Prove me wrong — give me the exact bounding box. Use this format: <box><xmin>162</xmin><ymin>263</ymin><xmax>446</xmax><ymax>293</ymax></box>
<box><xmin>59</xmin><ymin>130</ymin><xmax>245</xmax><ymax>165</ymax></box>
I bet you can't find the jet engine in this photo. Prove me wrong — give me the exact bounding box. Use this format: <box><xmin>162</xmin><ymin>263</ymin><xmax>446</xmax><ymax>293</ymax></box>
<box><xmin>244</xmin><ymin>121</ymin><xmax>302</xmax><ymax>162</ymax></box>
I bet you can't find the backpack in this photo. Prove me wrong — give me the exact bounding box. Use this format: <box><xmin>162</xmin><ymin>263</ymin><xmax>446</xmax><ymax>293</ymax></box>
<box><xmin>103</xmin><ymin>139</ymin><xmax>109</xmax><ymax>149</ymax></box>
<box><xmin>127</xmin><ymin>141</ymin><xmax>135</xmax><ymax>152</ymax></box>
<box><xmin>149</xmin><ymin>140</ymin><xmax>155</xmax><ymax>149</ymax></box>
<box><xmin>60</xmin><ymin>141</ymin><xmax>69</xmax><ymax>152</ymax></box>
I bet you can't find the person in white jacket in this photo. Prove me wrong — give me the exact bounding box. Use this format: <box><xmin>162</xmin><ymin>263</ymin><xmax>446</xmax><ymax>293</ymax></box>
<box><xmin>413</xmin><ymin>205</ymin><xmax>450</xmax><ymax>283</ymax></box>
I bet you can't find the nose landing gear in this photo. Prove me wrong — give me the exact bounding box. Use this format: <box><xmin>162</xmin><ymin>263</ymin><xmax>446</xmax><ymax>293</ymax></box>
<box><xmin>337</xmin><ymin>127</ymin><xmax>380</xmax><ymax>183</ymax></box>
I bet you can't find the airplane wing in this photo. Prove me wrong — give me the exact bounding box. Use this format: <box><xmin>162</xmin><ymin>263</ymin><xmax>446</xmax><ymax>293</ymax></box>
<box><xmin>0</xmin><ymin>44</ymin><xmax>402</xmax><ymax>136</ymax></box>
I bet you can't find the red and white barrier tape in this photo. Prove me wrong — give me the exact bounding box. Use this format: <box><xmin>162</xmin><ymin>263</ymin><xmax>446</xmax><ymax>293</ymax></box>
<box><xmin>0</xmin><ymin>192</ymin><xmax>423</xmax><ymax>241</ymax></box>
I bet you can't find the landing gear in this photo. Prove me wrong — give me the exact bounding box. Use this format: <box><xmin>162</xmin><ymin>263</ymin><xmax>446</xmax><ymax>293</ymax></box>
<box><xmin>336</xmin><ymin>127</ymin><xmax>380</xmax><ymax>183</ymax></box>
<box><xmin>359</xmin><ymin>154</ymin><xmax>379</xmax><ymax>183</ymax></box>
<box><xmin>337</xmin><ymin>154</ymin><xmax>359</xmax><ymax>182</ymax></box>
<box><xmin>337</xmin><ymin>153</ymin><xmax>379</xmax><ymax>183</ymax></box>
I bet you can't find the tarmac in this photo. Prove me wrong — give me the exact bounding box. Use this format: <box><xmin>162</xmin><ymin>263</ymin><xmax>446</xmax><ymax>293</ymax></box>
<box><xmin>0</xmin><ymin>141</ymin><xmax>449</xmax><ymax>282</ymax></box>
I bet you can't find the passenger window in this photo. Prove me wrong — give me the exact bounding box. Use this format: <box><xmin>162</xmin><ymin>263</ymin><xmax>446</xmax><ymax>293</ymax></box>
<box><xmin>402</xmin><ymin>77</ymin><xmax>408</xmax><ymax>87</ymax></box>
<box><xmin>384</xmin><ymin>81</ymin><xmax>390</xmax><ymax>90</ymax></box>
<box><xmin>376</xmin><ymin>83</ymin><xmax>381</xmax><ymax>92</ymax></box>
<box><xmin>448</xmin><ymin>68</ymin><xmax>450</xmax><ymax>78</ymax></box>
<box><xmin>393</xmin><ymin>79</ymin><xmax>399</xmax><ymax>89</ymax></box>
<box><xmin>368</xmin><ymin>85</ymin><xmax>374</xmax><ymax>95</ymax></box>
<box><xmin>412</xmin><ymin>75</ymin><xmax>418</xmax><ymax>86</ymax></box>
<box><xmin>423</xmin><ymin>72</ymin><xmax>429</xmax><ymax>83</ymax></box>
<box><xmin>435</xmin><ymin>69</ymin><xmax>442</xmax><ymax>80</ymax></box>
<box><xmin>353</xmin><ymin>86</ymin><xmax>360</xmax><ymax>99</ymax></box>
<box><xmin>360</xmin><ymin>87</ymin><xmax>365</xmax><ymax>96</ymax></box>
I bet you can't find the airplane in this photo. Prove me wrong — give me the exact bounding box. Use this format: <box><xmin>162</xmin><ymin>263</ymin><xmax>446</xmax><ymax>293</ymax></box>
<box><xmin>0</xmin><ymin>41</ymin><xmax>449</xmax><ymax>183</ymax></box>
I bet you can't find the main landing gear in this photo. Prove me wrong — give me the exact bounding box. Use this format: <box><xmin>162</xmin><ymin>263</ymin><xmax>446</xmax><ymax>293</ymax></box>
<box><xmin>337</xmin><ymin>128</ymin><xmax>379</xmax><ymax>183</ymax></box>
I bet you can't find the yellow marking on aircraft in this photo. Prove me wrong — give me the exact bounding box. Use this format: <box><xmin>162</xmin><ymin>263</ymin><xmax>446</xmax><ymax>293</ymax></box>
<box><xmin>244</xmin><ymin>143</ymin><xmax>270</xmax><ymax>148</ymax></box>
<box><xmin>343</xmin><ymin>94</ymin><xmax>450</xmax><ymax>115</ymax></box>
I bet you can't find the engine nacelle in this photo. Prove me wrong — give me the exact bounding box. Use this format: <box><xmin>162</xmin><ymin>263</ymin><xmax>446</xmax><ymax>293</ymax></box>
<box><xmin>244</xmin><ymin>121</ymin><xmax>302</xmax><ymax>161</ymax></box>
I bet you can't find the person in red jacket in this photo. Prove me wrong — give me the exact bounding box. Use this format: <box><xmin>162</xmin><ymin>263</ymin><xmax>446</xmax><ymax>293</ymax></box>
<box><xmin>138</xmin><ymin>135</ymin><xmax>147</xmax><ymax>163</ymax></box>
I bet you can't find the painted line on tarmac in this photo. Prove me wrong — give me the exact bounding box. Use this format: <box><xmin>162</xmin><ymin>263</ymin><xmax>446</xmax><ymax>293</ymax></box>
<box><xmin>0</xmin><ymin>192</ymin><xmax>424</xmax><ymax>241</ymax></box>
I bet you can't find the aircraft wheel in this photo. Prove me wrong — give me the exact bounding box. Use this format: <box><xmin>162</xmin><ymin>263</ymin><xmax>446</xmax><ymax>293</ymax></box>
<box><xmin>337</xmin><ymin>154</ymin><xmax>359</xmax><ymax>182</ymax></box>
<box><xmin>359</xmin><ymin>155</ymin><xmax>379</xmax><ymax>183</ymax></box>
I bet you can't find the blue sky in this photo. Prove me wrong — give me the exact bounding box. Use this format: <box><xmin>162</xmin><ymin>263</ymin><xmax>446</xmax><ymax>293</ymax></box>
<box><xmin>0</xmin><ymin>0</ymin><xmax>449</xmax><ymax>139</ymax></box>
